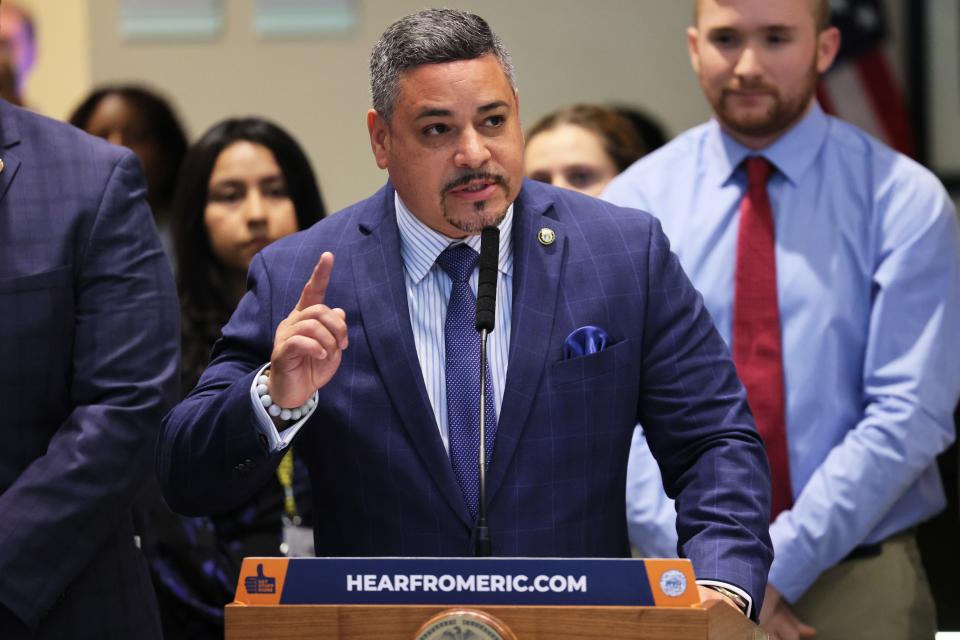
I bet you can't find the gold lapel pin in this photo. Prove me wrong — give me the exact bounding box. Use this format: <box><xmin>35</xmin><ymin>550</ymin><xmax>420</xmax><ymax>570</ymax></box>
<box><xmin>0</xmin><ymin>158</ymin><xmax>5</xmax><ymax>174</ymax></box>
<box><xmin>538</xmin><ymin>227</ymin><xmax>556</xmax><ymax>246</ymax></box>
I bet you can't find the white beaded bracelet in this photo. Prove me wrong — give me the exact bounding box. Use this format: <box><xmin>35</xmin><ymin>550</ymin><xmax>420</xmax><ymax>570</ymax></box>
<box><xmin>256</xmin><ymin>372</ymin><xmax>316</xmax><ymax>421</ymax></box>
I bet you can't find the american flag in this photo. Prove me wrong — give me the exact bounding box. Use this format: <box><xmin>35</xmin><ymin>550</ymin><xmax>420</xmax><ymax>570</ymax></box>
<box><xmin>817</xmin><ymin>0</ymin><xmax>916</xmax><ymax>157</ymax></box>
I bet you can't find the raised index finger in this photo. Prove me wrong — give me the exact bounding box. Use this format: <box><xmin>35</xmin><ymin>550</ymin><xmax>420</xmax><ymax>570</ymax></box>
<box><xmin>295</xmin><ymin>251</ymin><xmax>335</xmax><ymax>311</ymax></box>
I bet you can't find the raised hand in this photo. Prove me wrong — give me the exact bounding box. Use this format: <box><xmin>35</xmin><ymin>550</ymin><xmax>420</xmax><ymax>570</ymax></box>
<box><xmin>268</xmin><ymin>252</ymin><xmax>348</xmax><ymax>408</ymax></box>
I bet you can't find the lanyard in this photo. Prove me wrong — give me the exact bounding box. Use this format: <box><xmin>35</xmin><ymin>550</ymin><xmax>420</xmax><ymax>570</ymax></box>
<box><xmin>276</xmin><ymin>448</ymin><xmax>300</xmax><ymax>525</ymax></box>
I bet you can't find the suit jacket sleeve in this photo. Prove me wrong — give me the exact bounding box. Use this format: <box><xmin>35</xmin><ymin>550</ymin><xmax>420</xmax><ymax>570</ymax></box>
<box><xmin>158</xmin><ymin>251</ymin><xmax>287</xmax><ymax>518</ymax></box>
<box><xmin>637</xmin><ymin>217</ymin><xmax>774</xmax><ymax>611</ymax></box>
<box><xmin>0</xmin><ymin>153</ymin><xmax>179</xmax><ymax>629</ymax></box>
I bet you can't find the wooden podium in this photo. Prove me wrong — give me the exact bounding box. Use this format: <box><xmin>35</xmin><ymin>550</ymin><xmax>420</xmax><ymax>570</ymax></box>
<box><xmin>226</xmin><ymin>557</ymin><xmax>766</xmax><ymax>639</ymax></box>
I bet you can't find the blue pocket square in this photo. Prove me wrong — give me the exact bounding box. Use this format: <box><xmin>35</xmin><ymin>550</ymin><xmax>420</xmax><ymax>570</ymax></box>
<box><xmin>563</xmin><ymin>325</ymin><xmax>609</xmax><ymax>359</ymax></box>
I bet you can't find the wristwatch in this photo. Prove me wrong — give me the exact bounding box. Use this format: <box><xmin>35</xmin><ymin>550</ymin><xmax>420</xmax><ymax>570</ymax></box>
<box><xmin>702</xmin><ymin>584</ymin><xmax>749</xmax><ymax>615</ymax></box>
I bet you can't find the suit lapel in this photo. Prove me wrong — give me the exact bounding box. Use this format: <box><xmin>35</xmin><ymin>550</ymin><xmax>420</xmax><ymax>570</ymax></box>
<box><xmin>0</xmin><ymin>101</ymin><xmax>23</xmax><ymax>207</ymax></box>
<box><xmin>0</xmin><ymin>150</ymin><xmax>22</xmax><ymax>207</ymax></box>
<box><xmin>352</xmin><ymin>186</ymin><xmax>474</xmax><ymax>527</ymax></box>
<box><xmin>486</xmin><ymin>184</ymin><xmax>566</xmax><ymax>504</ymax></box>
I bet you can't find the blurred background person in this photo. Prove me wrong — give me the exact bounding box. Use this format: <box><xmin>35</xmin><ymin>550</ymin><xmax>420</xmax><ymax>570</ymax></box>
<box><xmin>524</xmin><ymin>103</ymin><xmax>649</xmax><ymax>197</ymax></box>
<box><xmin>0</xmin><ymin>51</ymin><xmax>18</xmax><ymax>106</ymax></box>
<box><xmin>137</xmin><ymin>117</ymin><xmax>326</xmax><ymax>639</ymax></box>
<box><xmin>0</xmin><ymin>2</ymin><xmax>35</xmax><ymax>106</ymax></box>
<box><xmin>69</xmin><ymin>85</ymin><xmax>188</xmax><ymax>258</ymax></box>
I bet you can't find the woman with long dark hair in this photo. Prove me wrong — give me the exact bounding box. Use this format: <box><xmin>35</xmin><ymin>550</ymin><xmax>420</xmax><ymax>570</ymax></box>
<box><xmin>139</xmin><ymin>117</ymin><xmax>325</xmax><ymax>638</ymax></box>
<box><xmin>172</xmin><ymin>118</ymin><xmax>326</xmax><ymax>391</ymax></box>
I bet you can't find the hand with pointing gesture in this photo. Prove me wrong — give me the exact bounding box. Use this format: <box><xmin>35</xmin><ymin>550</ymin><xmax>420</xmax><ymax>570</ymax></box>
<box><xmin>268</xmin><ymin>252</ymin><xmax>348</xmax><ymax>408</ymax></box>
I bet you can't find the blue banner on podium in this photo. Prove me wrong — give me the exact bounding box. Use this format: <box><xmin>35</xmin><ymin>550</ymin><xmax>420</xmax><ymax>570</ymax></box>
<box><xmin>234</xmin><ymin>557</ymin><xmax>700</xmax><ymax>608</ymax></box>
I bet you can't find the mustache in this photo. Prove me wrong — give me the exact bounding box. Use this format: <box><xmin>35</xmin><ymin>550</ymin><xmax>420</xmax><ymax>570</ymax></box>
<box><xmin>441</xmin><ymin>171</ymin><xmax>507</xmax><ymax>194</ymax></box>
<box><xmin>725</xmin><ymin>79</ymin><xmax>777</xmax><ymax>93</ymax></box>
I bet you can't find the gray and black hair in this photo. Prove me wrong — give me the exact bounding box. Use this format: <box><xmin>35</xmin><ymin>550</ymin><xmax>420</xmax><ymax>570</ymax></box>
<box><xmin>369</xmin><ymin>8</ymin><xmax>517</xmax><ymax>123</ymax></box>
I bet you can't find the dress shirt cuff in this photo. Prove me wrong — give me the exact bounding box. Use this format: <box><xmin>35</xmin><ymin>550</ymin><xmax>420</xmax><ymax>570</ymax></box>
<box><xmin>248</xmin><ymin>363</ymin><xmax>318</xmax><ymax>453</ymax></box>
<box><xmin>768</xmin><ymin>513</ymin><xmax>821</xmax><ymax>602</ymax></box>
<box><xmin>696</xmin><ymin>580</ymin><xmax>753</xmax><ymax>619</ymax></box>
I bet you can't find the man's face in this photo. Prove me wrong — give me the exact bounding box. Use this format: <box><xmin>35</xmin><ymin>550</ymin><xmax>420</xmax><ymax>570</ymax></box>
<box><xmin>688</xmin><ymin>0</ymin><xmax>839</xmax><ymax>148</ymax></box>
<box><xmin>367</xmin><ymin>54</ymin><xmax>524</xmax><ymax>238</ymax></box>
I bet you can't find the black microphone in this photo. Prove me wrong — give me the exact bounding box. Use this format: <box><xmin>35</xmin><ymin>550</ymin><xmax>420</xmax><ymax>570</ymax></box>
<box><xmin>473</xmin><ymin>225</ymin><xmax>499</xmax><ymax>557</ymax></box>
<box><xmin>475</xmin><ymin>226</ymin><xmax>499</xmax><ymax>333</ymax></box>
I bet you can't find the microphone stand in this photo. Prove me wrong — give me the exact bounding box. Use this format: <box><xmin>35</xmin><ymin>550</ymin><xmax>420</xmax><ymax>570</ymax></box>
<box><xmin>473</xmin><ymin>225</ymin><xmax>499</xmax><ymax>558</ymax></box>
<box><xmin>474</xmin><ymin>327</ymin><xmax>492</xmax><ymax>557</ymax></box>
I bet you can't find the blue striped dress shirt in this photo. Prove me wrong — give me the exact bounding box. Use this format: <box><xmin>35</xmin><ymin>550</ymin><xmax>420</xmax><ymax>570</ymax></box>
<box><xmin>395</xmin><ymin>194</ymin><xmax>513</xmax><ymax>452</ymax></box>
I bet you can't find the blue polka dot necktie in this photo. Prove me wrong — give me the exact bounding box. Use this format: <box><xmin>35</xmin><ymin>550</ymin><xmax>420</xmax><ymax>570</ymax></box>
<box><xmin>436</xmin><ymin>243</ymin><xmax>498</xmax><ymax>520</ymax></box>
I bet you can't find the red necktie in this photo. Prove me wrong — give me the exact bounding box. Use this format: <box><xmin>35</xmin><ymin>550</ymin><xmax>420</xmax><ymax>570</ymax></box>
<box><xmin>733</xmin><ymin>156</ymin><xmax>792</xmax><ymax>521</ymax></box>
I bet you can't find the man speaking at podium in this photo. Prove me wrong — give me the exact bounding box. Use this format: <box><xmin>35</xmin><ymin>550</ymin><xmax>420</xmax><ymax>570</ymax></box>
<box><xmin>159</xmin><ymin>8</ymin><xmax>773</xmax><ymax>618</ymax></box>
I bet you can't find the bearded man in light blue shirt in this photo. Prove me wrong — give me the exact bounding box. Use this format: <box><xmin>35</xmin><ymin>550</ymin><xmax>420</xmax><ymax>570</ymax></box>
<box><xmin>605</xmin><ymin>0</ymin><xmax>960</xmax><ymax>638</ymax></box>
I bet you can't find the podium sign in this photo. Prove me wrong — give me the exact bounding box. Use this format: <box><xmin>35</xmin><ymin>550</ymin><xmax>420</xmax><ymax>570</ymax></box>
<box><xmin>234</xmin><ymin>556</ymin><xmax>699</xmax><ymax>608</ymax></box>
<box><xmin>228</xmin><ymin>557</ymin><xmax>765</xmax><ymax>640</ymax></box>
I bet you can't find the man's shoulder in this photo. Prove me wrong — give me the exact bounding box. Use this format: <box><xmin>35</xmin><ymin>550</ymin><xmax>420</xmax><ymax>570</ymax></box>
<box><xmin>631</xmin><ymin>123</ymin><xmax>709</xmax><ymax>171</ymax></box>
<box><xmin>523</xmin><ymin>178</ymin><xmax>656</xmax><ymax>224</ymax></box>
<box><xmin>519</xmin><ymin>179</ymin><xmax>664</xmax><ymax>253</ymax></box>
<box><xmin>1</xmin><ymin>100</ymin><xmax>127</xmax><ymax>166</ymax></box>
<box><xmin>259</xmin><ymin>183</ymin><xmax>393</xmax><ymax>263</ymax></box>
<box><xmin>823</xmin><ymin>115</ymin><xmax>951</xmax><ymax>210</ymax></box>
<box><xmin>603</xmin><ymin>123</ymin><xmax>710</xmax><ymax>207</ymax></box>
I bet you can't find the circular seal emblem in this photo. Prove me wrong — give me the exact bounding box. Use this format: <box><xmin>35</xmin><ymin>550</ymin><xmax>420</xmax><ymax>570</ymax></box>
<box><xmin>659</xmin><ymin>569</ymin><xmax>688</xmax><ymax>598</ymax></box>
<box><xmin>537</xmin><ymin>227</ymin><xmax>556</xmax><ymax>246</ymax></box>
<box><xmin>415</xmin><ymin>608</ymin><xmax>515</xmax><ymax>640</ymax></box>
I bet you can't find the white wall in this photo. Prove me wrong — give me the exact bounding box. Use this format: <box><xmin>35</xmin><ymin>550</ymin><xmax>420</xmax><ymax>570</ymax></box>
<box><xmin>16</xmin><ymin>0</ymin><xmax>90</xmax><ymax>118</ymax></box>
<box><xmin>86</xmin><ymin>0</ymin><xmax>709</xmax><ymax>211</ymax></box>
<box><xmin>76</xmin><ymin>0</ymin><xmax>949</xmax><ymax>211</ymax></box>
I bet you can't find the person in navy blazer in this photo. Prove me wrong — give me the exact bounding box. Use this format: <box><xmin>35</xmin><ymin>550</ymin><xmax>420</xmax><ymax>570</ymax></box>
<box><xmin>0</xmin><ymin>98</ymin><xmax>179</xmax><ymax>638</ymax></box>
<box><xmin>159</xmin><ymin>8</ymin><xmax>773</xmax><ymax>617</ymax></box>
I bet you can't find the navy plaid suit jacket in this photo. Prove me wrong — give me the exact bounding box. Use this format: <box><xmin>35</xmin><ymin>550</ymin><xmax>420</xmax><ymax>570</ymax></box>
<box><xmin>0</xmin><ymin>101</ymin><xmax>179</xmax><ymax>638</ymax></box>
<box><xmin>160</xmin><ymin>179</ymin><xmax>773</xmax><ymax>605</ymax></box>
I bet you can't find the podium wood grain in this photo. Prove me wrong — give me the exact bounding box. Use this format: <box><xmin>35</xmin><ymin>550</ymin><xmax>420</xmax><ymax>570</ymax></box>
<box><xmin>225</xmin><ymin>600</ymin><xmax>766</xmax><ymax>639</ymax></box>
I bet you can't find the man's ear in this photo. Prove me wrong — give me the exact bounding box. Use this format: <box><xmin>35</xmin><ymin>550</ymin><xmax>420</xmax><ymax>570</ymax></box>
<box><xmin>687</xmin><ymin>26</ymin><xmax>702</xmax><ymax>75</ymax></box>
<box><xmin>816</xmin><ymin>26</ymin><xmax>841</xmax><ymax>74</ymax></box>
<box><xmin>514</xmin><ymin>90</ymin><xmax>524</xmax><ymax>144</ymax></box>
<box><xmin>367</xmin><ymin>109</ymin><xmax>390</xmax><ymax>170</ymax></box>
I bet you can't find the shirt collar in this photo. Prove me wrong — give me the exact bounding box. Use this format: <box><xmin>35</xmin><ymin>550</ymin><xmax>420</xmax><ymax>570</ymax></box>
<box><xmin>708</xmin><ymin>101</ymin><xmax>830</xmax><ymax>186</ymax></box>
<box><xmin>395</xmin><ymin>192</ymin><xmax>514</xmax><ymax>285</ymax></box>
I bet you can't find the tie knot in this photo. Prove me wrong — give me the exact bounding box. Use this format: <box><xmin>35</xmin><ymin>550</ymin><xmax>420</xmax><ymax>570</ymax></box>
<box><xmin>745</xmin><ymin>156</ymin><xmax>774</xmax><ymax>188</ymax></box>
<box><xmin>436</xmin><ymin>243</ymin><xmax>479</xmax><ymax>283</ymax></box>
